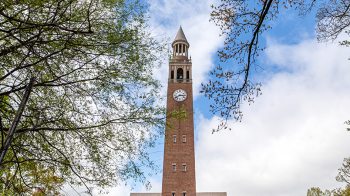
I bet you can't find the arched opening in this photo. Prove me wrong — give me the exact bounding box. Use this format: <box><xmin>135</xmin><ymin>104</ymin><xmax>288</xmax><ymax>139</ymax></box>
<box><xmin>177</xmin><ymin>68</ymin><xmax>183</xmax><ymax>80</ymax></box>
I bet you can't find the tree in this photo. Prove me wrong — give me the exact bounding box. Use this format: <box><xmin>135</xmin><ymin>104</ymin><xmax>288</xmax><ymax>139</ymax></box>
<box><xmin>0</xmin><ymin>0</ymin><xmax>165</xmax><ymax>194</ymax></box>
<box><xmin>307</xmin><ymin>185</ymin><xmax>350</xmax><ymax>196</ymax></box>
<box><xmin>337</xmin><ymin>158</ymin><xmax>350</xmax><ymax>185</ymax></box>
<box><xmin>346</xmin><ymin>120</ymin><xmax>350</xmax><ymax>131</ymax></box>
<box><xmin>307</xmin><ymin>187</ymin><xmax>331</xmax><ymax>196</ymax></box>
<box><xmin>1</xmin><ymin>158</ymin><xmax>64</xmax><ymax>195</ymax></box>
<box><xmin>201</xmin><ymin>0</ymin><xmax>350</xmax><ymax>131</ymax></box>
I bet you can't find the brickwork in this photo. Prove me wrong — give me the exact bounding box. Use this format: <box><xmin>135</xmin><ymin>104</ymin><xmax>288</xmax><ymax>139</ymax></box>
<box><xmin>162</xmin><ymin>80</ymin><xmax>196</xmax><ymax>196</ymax></box>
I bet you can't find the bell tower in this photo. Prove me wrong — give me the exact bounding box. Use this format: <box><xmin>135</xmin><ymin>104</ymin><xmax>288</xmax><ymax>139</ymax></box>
<box><xmin>130</xmin><ymin>27</ymin><xmax>226</xmax><ymax>196</ymax></box>
<box><xmin>162</xmin><ymin>26</ymin><xmax>196</xmax><ymax>196</ymax></box>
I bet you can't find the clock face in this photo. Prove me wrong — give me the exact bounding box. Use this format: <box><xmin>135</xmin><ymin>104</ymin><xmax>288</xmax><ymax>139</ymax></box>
<box><xmin>173</xmin><ymin>89</ymin><xmax>187</xmax><ymax>102</ymax></box>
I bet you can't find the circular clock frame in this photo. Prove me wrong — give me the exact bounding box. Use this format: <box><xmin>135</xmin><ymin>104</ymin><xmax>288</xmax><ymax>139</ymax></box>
<box><xmin>173</xmin><ymin>89</ymin><xmax>187</xmax><ymax>102</ymax></box>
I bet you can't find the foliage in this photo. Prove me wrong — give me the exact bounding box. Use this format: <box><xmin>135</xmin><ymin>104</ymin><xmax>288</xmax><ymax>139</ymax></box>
<box><xmin>307</xmin><ymin>185</ymin><xmax>350</xmax><ymax>196</ymax></box>
<box><xmin>0</xmin><ymin>0</ymin><xmax>165</xmax><ymax>194</ymax></box>
<box><xmin>201</xmin><ymin>0</ymin><xmax>350</xmax><ymax>131</ymax></box>
<box><xmin>0</xmin><ymin>157</ymin><xmax>64</xmax><ymax>195</ymax></box>
<box><xmin>307</xmin><ymin>187</ymin><xmax>332</xmax><ymax>196</ymax></box>
<box><xmin>346</xmin><ymin>120</ymin><xmax>350</xmax><ymax>131</ymax></box>
<box><xmin>337</xmin><ymin>158</ymin><xmax>350</xmax><ymax>185</ymax></box>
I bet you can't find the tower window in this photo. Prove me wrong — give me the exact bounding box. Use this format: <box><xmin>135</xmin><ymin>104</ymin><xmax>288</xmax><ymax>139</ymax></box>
<box><xmin>177</xmin><ymin>68</ymin><xmax>183</xmax><ymax>80</ymax></box>
<box><xmin>183</xmin><ymin>192</ymin><xmax>186</xmax><ymax>196</ymax></box>
<box><xmin>186</xmin><ymin>71</ymin><xmax>189</xmax><ymax>79</ymax></box>
<box><xmin>172</xmin><ymin>192</ymin><xmax>175</xmax><ymax>196</ymax></box>
<box><xmin>172</xmin><ymin>163</ymin><xmax>176</xmax><ymax>172</ymax></box>
<box><xmin>171</xmin><ymin>70</ymin><xmax>174</xmax><ymax>79</ymax></box>
<box><xmin>182</xmin><ymin>135</ymin><xmax>186</xmax><ymax>143</ymax></box>
<box><xmin>182</xmin><ymin>163</ymin><xmax>187</xmax><ymax>172</ymax></box>
<box><xmin>173</xmin><ymin>135</ymin><xmax>177</xmax><ymax>143</ymax></box>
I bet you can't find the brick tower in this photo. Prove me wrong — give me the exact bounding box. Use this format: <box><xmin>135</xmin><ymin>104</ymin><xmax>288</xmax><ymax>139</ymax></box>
<box><xmin>130</xmin><ymin>27</ymin><xmax>226</xmax><ymax>196</ymax></box>
<box><xmin>162</xmin><ymin>26</ymin><xmax>196</xmax><ymax>196</ymax></box>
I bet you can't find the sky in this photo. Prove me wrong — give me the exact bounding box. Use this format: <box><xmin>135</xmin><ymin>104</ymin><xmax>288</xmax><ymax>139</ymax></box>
<box><xmin>108</xmin><ymin>0</ymin><xmax>350</xmax><ymax>195</ymax></box>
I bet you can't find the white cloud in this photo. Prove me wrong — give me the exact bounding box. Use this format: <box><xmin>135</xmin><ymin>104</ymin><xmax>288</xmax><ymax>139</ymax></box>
<box><xmin>196</xmin><ymin>38</ymin><xmax>350</xmax><ymax>196</ymax></box>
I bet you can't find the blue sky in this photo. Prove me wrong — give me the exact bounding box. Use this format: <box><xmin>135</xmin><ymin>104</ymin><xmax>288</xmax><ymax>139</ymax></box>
<box><xmin>106</xmin><ymin>0</ymin><xmax>350</xmax><ymax>195</ymax></box>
